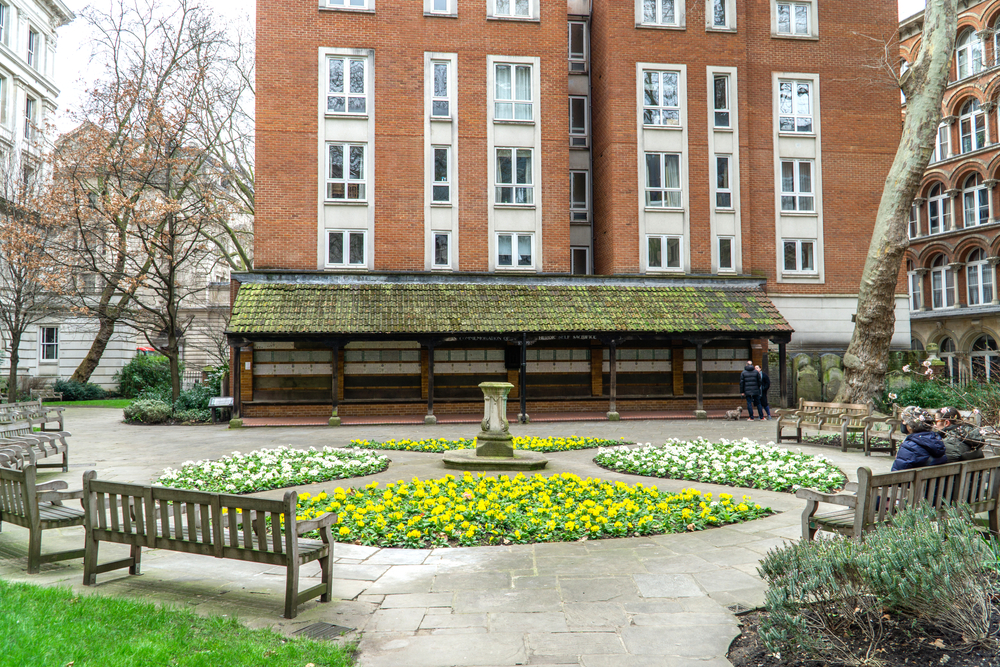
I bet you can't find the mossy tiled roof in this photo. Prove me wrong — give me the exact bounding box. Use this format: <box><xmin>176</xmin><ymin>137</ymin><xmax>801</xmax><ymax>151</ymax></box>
<box><xmin>229</xmin><ymin>281</ymin><xmax>792</xmax><ymax>336</ymax></box>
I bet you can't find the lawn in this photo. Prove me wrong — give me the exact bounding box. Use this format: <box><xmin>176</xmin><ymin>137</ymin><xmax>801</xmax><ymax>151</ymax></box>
<box><xmin>44</xmin><ymin>398</ymin><xmax>134</xmax><ymax>408</ymax></box>
<box><xmin>0</xmin><ymin>579</ymin><xmax>355</xmax><ymax>667</ymax></box>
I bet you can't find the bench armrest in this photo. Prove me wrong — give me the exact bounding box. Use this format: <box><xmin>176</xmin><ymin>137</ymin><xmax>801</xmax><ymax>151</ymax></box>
<box><xmin>296</xmin><ymin>512</ymin><xmax>338</xmax><ymax>536</ymax></box>
<box><xmin>37</xmin><ymin>488</ymin><xmax>84</xmax><ymax>503</ymax></box>
<box><xmin>35</xmin><ymin>480</ymin><xmax>68</xmax><ymax>492</ymax></box>
<box><xmin>795</xmin><ymin>488</ymin><xmax>857</xmax><ymax>508</ymax></box>
<box><xmin>861</xmin><ymin>416</ymin><xmax>888</xmax><ymax>425</ymax></box>
<box><xmin>843</xmin><ymin>481</ymin><xmax>859</xmax><ymax>493</ymax></box>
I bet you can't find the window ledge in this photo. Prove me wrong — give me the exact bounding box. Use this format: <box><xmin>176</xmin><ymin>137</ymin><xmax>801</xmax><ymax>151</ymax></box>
<box><xmin>771</xmin><ymin>33</ymin><xmax>819</xmax><ymax>41</ymax></box>
<box><xmin>493</xmin><ymin>119</ymin><xmax>535</xmax><ymax>125</ymax></box>
<box><xmin>646</xmin><ymin>268</ymin><xmax>685</xmax><ymax>274</ymax></box>
<box><xmin>325</xmin><ymin>200</ymin><xmax>369</xmax><ymax>206</ymax></box>
<box><xmin>319</xmin><ymin>6</ymin><xmax>375</xmax><ymax>13</ymax></box>
<box><xmin>325</xmin><ymin>265</ymin><xmax>369</xmax><ymax>270</ymax></box>
<box><xmin>781</xmin><ymin>272</ymin><xmax>819</xmax><ymax>278</ymax></box>
<box><xmin>325</xmin><ymin>112</ymin><xmax>370</xmax><ymax>120</ymax></box>
<box><xmin>424</xmin><ymin>12</ymin><xmax>457</xmax><ymax>18</ymax></box>
<box><xmin>495</xmin><ymin>267</ymin><xmax>537</xmax><ymax>272</ymax></box>
<box><xmin>718</xmin><ymin>269</ymin><xmax>737</xmax><ymax>274</ymax></box>
<box><xmin>644</xmin><ymin>206</ymin><xmax>685</xmax><ymax>213</ymax></box>
<box><xmin>777</xmin><ymin>130</ymin><xmax>816</xmax><ymax>138</ymax></box>
<box><xmin>38</xmin><ymin>360</ymin><xmax>58</xmax><ymax>364</ymax></box>
<box><xmin>714</xmin><ymin>207</ymin><xmax>735</xmax><ymax>213</ymax></box>
<box><xmin>430</xmin><ymin>202</ymin><xmax>453</xmax><ymax>208</ymax></box>
<box><xmin>430</xmin><ymin>115</ymin><xmax>453</xmax><ymax>122</ymax></box>
<box><xmin>494</xmin><ymin>204</ymin><xmax>537</xmax><ymax>210</ymax></box>
<box><xmin>713</xmin><ymin>126</ymin><xmax>734</xmax><ymax>133</ymax></box>
<box><xmin>706</xmin><ymin>26</ymin><xmax>737</xmax><ymax>33</ymax></box>
<box><xmin>431</xmin><ymin>267</ymin><xmax>454</xmax><ymax>272</ymax></box>
<box><xmin>643</xmin><ymin>123</ymin><xmax>683</xmax><ymax>131</ymax></box>
<box><xmin>486</xmin><ymin>15</ymin><xmax>540</xmax><ymax>23</ymax></box>
<box><xmin>779</xmin><ymin>211</ymin><xmax>818</xmax><ymax>217</ymax></box>
<box><xmin>636</xmin><ymin>23</ymin><xmax>686</xmax><ymax>31</ymax></box>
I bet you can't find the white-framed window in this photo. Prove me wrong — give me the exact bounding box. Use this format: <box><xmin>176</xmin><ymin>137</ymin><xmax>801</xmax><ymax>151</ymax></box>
<box><xmin>644</xmin><ymin>152</ymin><xmax>682</xmax><ymax>208</ymax></box>
<box><xmin>959</xmin><ymin>99</ymin><xmax>986</xmax><ymax>154</ymax></box>
<box><xmin>940</xmin><ymin>337</ymin><xmax>959</xmax><ymax>381</ymax></box>
<box><xmin>494</xmin><ymin>63</ymin><xmax>532</xmax><ymax>121</ymax></box>
<box><xmin>23</xmin><ymin>96</ymin><xmax>35</xmax><ymax>141</ymax></box>
<box><xmin>569</xmin><ymin>21</ymin><xmax>587</xmax><ymax>72</ymax></box>
<box><xmin>327</xmin><ymin>56</ymin><xmax>367</xmax><ymax>114</ymax></box>
<box><xmin>326</xmin><ymin>143</ymin><xmax>366</xmax><ymax>201</ymax></box>
<box><xmin>432</xmin><ymin>146</ymin><xmax>451</xmax><ymax>204</ymax></box>
<box><xmin>713</xmin><ymin>74</ymin><xmax>730</xmax><ymax>128</ymax></box>
<box><xmin>642</xmin><ymin>70</ymin><xmax>681</xmax><ymax>126</ymax></box>
<box><xmin>967</xmin><ymin>249</ymin><xmax>994</xmax><ymax>306</ymax></box>
<box><xmin>908</xmin><ymin>203</ymin><xmax>918</xmax><ymax>238</ymax></box>
<box><xmin>327</xmin><ymin>230</ymin><xmax>366</xmax><ymax>267</ymax></box>
<box><xmin>715</xmin><ymin>155</ymin><xmax>732</xmax><ymax>209</ymax></box>
<box><xmin>782</xmin><ymin>239</ymin><xmax>816</xmax><ymax>273</ymax></box>
<box><xmin>778</xmin><ymin>80</ymin><xmax>812</xmax><ymax>133</ymax></box>
<box><xmin>431</xmin><ymin>60</ymin><xmax>451</xmax><ymax>118</ymax></box>
<box><xmin>497</xmin><ymin>232</ymin><xmax>533</xmax><ymax>268</ymax></box>
<box><xmin>776</xmin><ymin>2</ymin><xmax>810</xmax><ymax>36</ymax></box>
<box><xmin>709</xmin><ymin>0</ymin><xmax>733</xmax><ymax>29</ymax></box>
<box><xmin>907</xmin><ymin>261</ymin><xmax>922</xmax><ymax>310</ymax></box>
<box><xmin>779</xmin><ymin>160</ymin><xmax>814</xmax><ymax>212</ymax></box>
<box><xmin>26</xmin><ymin>28</ymin><xmax>38</xmax><ymax>69</ymax></box>
<box><xmin>428</xmin><ymin>0</ymin><xmax>452</xmax><ymax>14</ymax></box>
<box><xmin>718</xmin><ymin>236</ymin><xmax>734</xmax><ymax>272</ymax></box>
<box><xmin>0</xmin><ymin>4</ymin><xmax>7</xmax><ymax>45</ymax></box>
<box><xmin>39</xmin><ymin>326</ymin><xmax>57</xmax><ymax>361</ymax></box>
<box><xmin>571</xmin><ymin>246</ymin><xmax>589</xmax><ymax>275</ymax></box>
<box><xmin>570</xmin><ymin>170</ymin><xmax>588</xmax><ymax>222</ymax></box>
<box><xmin>928</xmin><ymin>184</ymin><xmax>950</xmax><ymax>234</ymax></box>
<box><xmin>494</xmin><ymin>0</ymin><xmax>530</xmax><ymax>19</ymax></box>
<box><xmin>569</xmin><ymin>96</ymin><xmax>588</xmax><ymax>147</ymax></box>
<box><xmin>433</xmin><ymin>232</ymin><xmax>451</xmax><ymax>268</ymax></box>
<box><xmin>327</xmin><ymin>0</ymin><xmax>370</xmax><ymax>7</ymax></box>
<box><xmin>495</xmin><ymin>148</ymin><xmax>533</xmax><ymax>205</ymax></box>
<box><xmin>971</xmin><ymin>335</ymin><xmax>1000</xmax><ymax>382</ymax></box>
<box><xmin>641</xmin><ymin>0</ymin><xmax>680</xmax><ymax>26</ymax></box>
<box><xmin>934</xmin><ymin>123</ymin><xmax>950</xmax><ymax>163</ymax></box>
<box><xmin>931</xmin><ymin>255</ymin><xmax>955</xmax><ymax>309</ymax></box>
<box><xmin>955</xmin><ymin>29</ymin><xmax>983</xmax><ymax>80</ymax></box>
<box><xmin>647</xmin><ymin>235</ymin><xmax>682</xmax><ymax>270</ymax></box>
<box><xmin>962</xmin><ymin>174</ymin><xmax>989</xmax><ymax>227</ymax></box>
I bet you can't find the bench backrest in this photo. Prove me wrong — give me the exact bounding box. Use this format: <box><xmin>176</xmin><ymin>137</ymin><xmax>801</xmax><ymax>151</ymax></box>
<box><xmin>82</xmin><ymin>473</ymin><xmax>302</xmax><ymax>563</ymax></box>
<box><xmin>0</xmin><ymin>463</ymin><xmax>37</xmax><ymax>519</ymax></box>
<box><xmin>855</xmin><ymin>457</ymin><xmax>1000</xmax><ymax>534</ymax></box>
<box><xmin>0</xmin><ymin>420</ymin><xmax>35</xmax><ymax>437</ymax></box>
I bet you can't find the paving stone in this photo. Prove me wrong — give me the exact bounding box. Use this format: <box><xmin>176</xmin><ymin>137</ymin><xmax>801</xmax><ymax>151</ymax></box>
<box><xmin>740</xmin><ymin>536</ymin><xmax>793</xmax><ymax>554</ymax></box>
<box><xmin>357</xmin><ymin>632</ymin><xmax>528</xmax><ymax>667</ymax></box>
<box><xmin>631</xmin><ymin>573</ymin><xmax>704</xmax><ymax>598</ymax></box>
<box><xmin>562</xmin><ymin>601</ymin><xmax>628</xmax><ymax>629</ymax></box>
<box><xmin>621</xmin><ymin>599</ymin><xmax>688</xmax><ymax>614</ymax></box>
<box><xmin>332</xmin><ymin>563</ymin><xmax>391</xmax><ymax>581</ymax></box>
<box><xmin>370</xmin><ymin>607</ymin><xmax>427</xmax><ymax>632</ymax></box>
<box><xmin>365</xmin><ymin>548</ymin><xmax>432</xmax><ymax>565</ymax></box>
<box><xmin>432</xmin><ymin>571</ymin><xmax>512</xmax><ymax>592</ymax></box>
<box><xmin>364</xmin><ymin>565</ymin><xmax>438</xmax><ymax>594</ymax></box>
<box><xmin>512</xmin><ymin>575</ymin><xmax>559</xmax><ymax>589</ymax></box>
<box><xmin>686</xmin><ymin>527</ymin><xmax>750</xmax><ymax>547</ymax></box>
<box><xmin>453</xmin><ymin>588</ymin><xmax>563</xmax><ymax>613</ymax></box>
<box><xmin>692</xmin><ymin>568</ymin><xmax>763</xmax><ymax>593</ymax></box>
<box><xmin>419</xmin><ymin>613</ymin><xmax>488</xmax><ymax>629</ymax></box>
<box><xmin>620</xmin><ymin>625</ymin><xmax>738</xmax><ymax>657</ymax></box>
<box><xmin>629</xmin><ymin>612</ymin><xmax>737</xmax><ymax>627</ymax></box>
<box><xmin>380</xmin><ymin>592</ymin><xmax>454</xmax><ymax>608</ymax></box>
<box><xmin>526</xmin><ymin>631</ymin><xmax>625</xmax><ymax>656</ymax></box>
<box><xmin>698</xmin><ymin>546</ymin><xmax>767</xmax><ymax>567</ymax></box>
<box><xmin>426</xmin><ymin>627</ymin><xmax>490</xmax><ymax>635</ymax></box>
<box><xmin>639</xmin><ymin>554</ymin><xmax>720</xmax><ymax>574</ymax></box>
<box><xmin>558</xmin><ymin>577</ymin><xmax>637</xmax><ymax>603</ymax></box>
<box><xmin>490</xmin><ymin>611</ymin><xmax>569</xmax><ymax>633</ymax></box>
<box><xmin>334</xmin><ymin>542</ymin><xmax>381</xmax><ymax>560</ymax></box>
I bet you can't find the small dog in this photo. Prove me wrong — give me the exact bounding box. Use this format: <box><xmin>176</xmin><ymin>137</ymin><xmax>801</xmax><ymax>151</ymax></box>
<box><xmin>724</xmin><ymin>406</ymin><xmax>743</xmax><ymax>421</ymax></box>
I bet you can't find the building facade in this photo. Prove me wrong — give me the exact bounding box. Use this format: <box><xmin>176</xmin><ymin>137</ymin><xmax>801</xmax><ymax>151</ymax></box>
<box><xmin>901</xmin><ymin>0</ymin><xmax>1000</xmax><ymax>383</ymax></box>
<box><xmin>235</xmin><ymin>0</ymin><xmax>902</xmax><ymax>419</ymax></box>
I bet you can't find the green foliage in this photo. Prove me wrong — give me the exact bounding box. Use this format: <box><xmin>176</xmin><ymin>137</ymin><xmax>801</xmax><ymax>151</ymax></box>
<box><xmin>173</xmin><ymin>408</ymin><xmax>211</xmax><ymax>423</ymax></box>
<box><xmin>877</xmin><ymin>377</ymin><xmax>1000</xmax><ymax>424</ymax></box>
<box><xmin>758</xmin><ymin>505</ymin><xmax>999</xmax><ymax>663</ymax></box>
<box><xmin>53</xmin><ymin>380</ymin><xmax>108</xmax><ymax>401</ymax></box>
<box><xmin>114</xmin><ymin>355</ymin><xmax>173</xmax><ymax>398</ymax></box>
<box><xmin>0</xmin><ymin>579</ymin><xmax>354</xmax><ymax>667</ymax></box>
<box><xmin>174</xmin><ymin>383</ymin><xmax>215</xmax><ymax>411</ymax></box>
<box><xmin>123</xmin><ymin>399</ymin><xmax>172</xmax><ymax>424</ymax></box>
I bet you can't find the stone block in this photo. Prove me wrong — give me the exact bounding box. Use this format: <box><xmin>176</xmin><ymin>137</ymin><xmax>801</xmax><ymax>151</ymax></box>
<box><xmin>823</xmin><ymin>367</ymin><xmax>844</xmax><ymax>402</ymax></box>
<box><xmin>819</xmin><ymin>353</ymin><xmax>842</xmax><ymax>375</ymax></box>
<box><xmin>795</xmin><ymin>360</ymin><xmax>822</xmax><ymax>402</ymax></box>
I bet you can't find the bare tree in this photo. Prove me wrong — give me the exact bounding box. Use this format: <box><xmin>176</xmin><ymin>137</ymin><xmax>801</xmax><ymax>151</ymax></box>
<box><xmin>837</xmin><ymin>0</ymin><xmax>958</xmax><ymax>404</ymax></box>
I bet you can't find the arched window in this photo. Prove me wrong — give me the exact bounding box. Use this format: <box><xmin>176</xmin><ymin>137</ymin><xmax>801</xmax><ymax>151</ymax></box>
<box><xmin>900</xmin><ymin>60</ymin><xmax>909</xmax><ymax>104</ymax></box>
<box><xmin>940</xmin><ymin>337</ymin><xmax>958</xmax><ymax>381</ymax></box>
<box><xmin>931</xmin><ymin>254</ymin><xmax>956</xmax><ymax>309</ymax></box>
<box><xmin>907</xmin><ymin>259</ymin><xmax>922</xmax><ymax>311</ymax></box>
<box><xmin>971</xmin><ymin>334</ymin><xmax>999</xmax><ymax>382</ymax></box>
<box><xmin>959</xmin><ymin>99</ymin><xmax>986</xmax><ymax>153</ymax></box>
<box><xmin>934</xmin><ymin>122</ymin><xmax>950</xmax><ymax>163</ymax></box>
<box><xmin>956</xmin><ymin>29</ymin><xmax>983</xmax><ymax>80</ymax></box>
<box><xmin>908</xmin><ymin>202</ymin><xmax>918</xmax><ymax>238</ymax></box>
<box><xmin>962</xmin><ymin>174</ymin><xmax>989</xmax><ymax>226</ymax></box>
<box><xmin>967</xmin><ymin>248</ymin><xmax>995</xmax><ymax>305</ymax></box>
<box><xmin>928</xmin><ymin>184</ymin><xmax>951</xmax><ymax>234</ymax></box>
<box><xmin>911</xmin><ymin>337</ymin><xmax>924</xmax><ymax>352</ymax></box>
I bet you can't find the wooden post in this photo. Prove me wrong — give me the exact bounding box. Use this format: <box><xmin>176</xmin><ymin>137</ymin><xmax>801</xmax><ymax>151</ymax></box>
<box><xmin>779</xmin><ymin>342</ymin><xmax>788</xmax><ymax>408</ymax></box>
<box><xmin>607</xmin><ymin>341</ymin><xmax>619</xmax><ymax>420</ymax></box>
<box><xmin>329</xmin><ymin>343</ymin><xmax>340</xmax><ymax>426</ymax></box>
<box><xmin>519</xmin><ymin>333</ymin><xmax>528</xmax><ymax>423</ymax></box>
<box><xmin>232</xmin><ymin>346</ymin><xmax>241</xmax><ymax>419</ymax></box>
<box><xmin>426</xmin><ymin>342</ymin><xmax>436</xmax><ymax>425</ymax></box>
<box><xmin>694</xmin><ymin>342</ymin><xmax>705</xmax><ymax>418</ymax></box>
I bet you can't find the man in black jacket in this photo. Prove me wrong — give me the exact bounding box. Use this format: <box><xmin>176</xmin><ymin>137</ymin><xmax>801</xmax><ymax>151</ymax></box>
<box><xmin>755</xmin><ymin>364</ymin><xmax>771</xmax><ymax>420</ymax></box>
<box><xmin>739</xmin><ymin>361</ymin><xmax>765</xmax><ymax>421</ymax></box>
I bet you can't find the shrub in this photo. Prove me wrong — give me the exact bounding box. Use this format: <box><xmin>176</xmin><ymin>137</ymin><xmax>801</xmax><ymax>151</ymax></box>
<box><xmin>877</xmin><ymin>377</ymin><xmax>1000</xmax><ymax>425</ymax></box>
<box><xmin>758</xmin><ymin>504</ymin><xmax>999</xmax><ymax>663</ymax></box>
<box><xmin>123</xmin><ymin>399</ymin><xmax>172</xmax><ymax>424</ymax></box>
<box><xmin>174</xmin><ymin>384</ymin><xmax>215</xmax><ymax>412</ymax></box>
<box><xmin>173</xmin><ymin>408</ymin><xmax>211</xmax><ymax>423</ymax></box>
<box><xmin>115</xmin><ymin>355</ymin><xmax>173</xmax><ymax>399</ymax></box>
<box><xmin>53</xmin><ymin>380</ymin><xmax>108</xmax><ymax>401</ymax></box>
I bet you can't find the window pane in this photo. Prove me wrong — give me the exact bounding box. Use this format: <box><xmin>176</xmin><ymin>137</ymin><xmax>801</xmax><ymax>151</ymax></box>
<box><xmin>349</xmin><ymin>146</ymin><xmax>364</xmax><ymax>180</ymax></box>
<box><xmin>515</xmin><ymin>66</ymin><xmax>531</xmax><ymax>101</ymax></box>
<box><xmin>433</xmin><ymin>100</ymin><xmax>449</xmax><ymax>116</ymax></box>
<box><xmin>719</xmin><ymin>238</ymin><xmax>733</xmax><ymax>269</ymax></box>
<box><xmin>349</xmin><ymin>233</ymin><xmax>364</xmax><ymax>264</ymax></box>
<box><xmin>349</xmin><ymin>60</ymin><xmax>365</xmax><ymax>94</ymax></box>
<box><xmin>662</xmin><ymin>0</ymin><xmax>675</xmax><ymax>23</ymax></box>
<box><xmin>517</xmin><ymin>235</ymin><xmax>531</xmax><ymax>266</ymax></box>
<box><xmin>648</xmin><ymin>237</ymin><xmax>662</xmax><ymax>267</ymax></box>
<box><xmin>645</xmin><ymin>154</ymin><xmax>661</xmax><ymax>188</ymax></box>
<box><xmin>434</xmin><ymin>0</ymin><xmax>448</xmax><ymax>9</ymax></box>
<box><xmin>570</xmin><ymin>97</ymin><xmax>586</xmax><ymax>133</ymax></box>
<box><xmin>498</xmin><ymin>235</ymin><xmax>513</xmax><ymax>265</ymax></box>
<box><xmin>434</xmin><ymin>234</ymin><xmax>449</xmax><ymax>265</ymax></box>
<box><xmin>969</xmin><ymin>266</ymin><xmax>981</xmax><ymax>305</ymax></box>
<box><xmin>329</xmin><ymin>232</ymin><xmax>344</xmax><ymax>264</ymax></box>
<box><xmin>713</xmin><ymin>0</ymin><xmax>726</xmax><ymax>26</ymax></box>
<box><xmin>666</xmin><ymin>237</ymin><xmax>680</xmax><ymax>267</ymax></box>
<box><xmin>516</xmin><ymin>150</ymin><xmax>531</xmax><ymax>185</ymax></box>
<box><xmin>716</xmin><ymin>157</ymin><xmax>729</xmax><ymax>190</ymax></box>
<box><xmin>794</xmin><ymin>5</ymin><xmax>808</xmax><ymax>33</ymax></box>
<box><xmin>662</xmin><ymin>72</ymin><xmax>678</xmax><ymax>107</ymax></box>
<box><xmin>777</xmin><ymin>4</ymin><xmax>790</xmax><ymax>32</ymax></box>
<box><xmin>434</xmin><ymin>63</ymin><xmax>448</xmax><ymax>97</ymax></box>
<box><xmin>798</xmin><ymin>161</ymin><xmax>811</xmax><ymax>193</ymax></box>
<box><xmin>514</xmin><ymin>0</ymin><xmax>528</xmax><ymax>15</ymax></box>
<box><xmin>329</xmin><ymin>145</ymin><xmax>344</xmax><ymax>179</ymax></box>
<box><xmin>329</xmin><ymin>58</ymin><xmax>344</xmax><ymax>93</ymax></box>
<box><xmin>496</xmin><ymin>0</ymin><xmax>509</xmax><ymax>13</ymax></box>
<box><xmin>434</xmin><ymin>148</ymin><xmax>448</xmax><ymax>182</ymax></box>
<box><xmin>664</xmin><ymin>154</ymin><xmax>680</xmax><ymax>189</ymax></box>
<box><xmin>643</xmin><ymin>0</ymin><xmax>656</xmax><ymax>23</ymax></box>
<box><xmin>572</xmin><ymin>248</ymin><xmax>587</xmax><ymax>275</ymax></box>
<box><xmin>571</xmin><ymin>172</ymin><xmax>587</xmax><ymax>207</ymax></box>
<box><xmin>984</xmin><ymin>266</ymin><xmax>994</xmax><ymax>302</ymax></box>
<box><xmin>569</xmin><ymin>23</ymin><xmax>585</xmax><ymax>57</ymax></box>
<box><xmin>497</xmin><ymin>149</ymin><xmax>512</xmax><ymax>184</ymax></box>
<box><xmin>781</xmin><ymin>162</ymin><xmax>794</xmax><ymax>193</ymax></box>
<box><xmin>800</xmin><ymin>241</ymin><xmax>814</xmax><ymax>271</ymax></box>
<box><xmin>643</xmin><ymin>72</ymin><xmax>659</xmax><ymax>107</ymax></box>
<box><xmin>496</xmin><ymin>65</ymin><xmax>511</xmax><ymax>100</ymax></box>
<box><xmin>796</xmin><ymin>83</ymin><xmax>810</xmax><ymax>113</ymax></box>
<box><xmin>784</xmin><ymin>241</ymin><xmax>797</xmax><ymax>271</ymax></box>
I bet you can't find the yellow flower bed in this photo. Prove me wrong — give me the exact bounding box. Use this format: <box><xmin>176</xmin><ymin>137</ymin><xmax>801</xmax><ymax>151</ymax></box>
<box><xmin>348</xmin><ymin>436</ymin><xmax>631</xmax><ymax>453</ymax></box>
<box><xmin>297</xmin><ymin>472</ymin><xmax>770</xmax><ymax>548</ymax></box>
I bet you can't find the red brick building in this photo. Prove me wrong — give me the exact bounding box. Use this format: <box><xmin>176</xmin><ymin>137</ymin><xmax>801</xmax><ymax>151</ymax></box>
<box><xmin>900</xmin><ymin>0</ymin><xmax>1000</xmax><ymax>383</ymax></box>
<box><xmin>231</xmin><ymin>0</ymin><xmax>901</xmax><ymax>420</ymax></box>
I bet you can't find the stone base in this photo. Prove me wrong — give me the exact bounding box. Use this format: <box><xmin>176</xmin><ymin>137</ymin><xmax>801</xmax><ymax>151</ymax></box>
<box><xmin>328</xmin><ymin>416</ymin><xmax>341</xmax><ymax>427</ymax></box>
<box><xmin>228</xmin><ymin>418</ymin><xmax>243</xmax><ymax>429</ymax></box>
<box><xmin>442</xmin><ymin>449</ymin><xmax>549</xmax><ymax>471</ymax></box>
<box><xmin>607</xmin><ymin>411</ymin><xmax>620</xmax><ymax>421</ymax></box>
<box><xmin>424</xmin><ymin>415</ymin><xmax>438</xmax><ymax>425</ymax></box>
<box><xmin>694</xmin><ymin>410</ymin><xmax>707</xmax><ymax>420</ymax></box>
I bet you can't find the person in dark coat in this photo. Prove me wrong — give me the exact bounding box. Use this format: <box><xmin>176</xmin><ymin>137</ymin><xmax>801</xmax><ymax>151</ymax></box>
<box><xmin>891</xmin><ymin>407</ymin><xmax>949</xmax><ymax>472</ymax></box>
<box><xmin>935</xmin><ymin>407</ymin><xmax>986</xmax><ymax>462</ymax></box>
<box><xmin>755</xmin><ymin>365</ymin><xmax>771</xmax><ymax>420</ymax></box>
<box><xmin>739</xmin><ymin>361</ymin><xmax>764</xmax><ymax>421</ymax></box>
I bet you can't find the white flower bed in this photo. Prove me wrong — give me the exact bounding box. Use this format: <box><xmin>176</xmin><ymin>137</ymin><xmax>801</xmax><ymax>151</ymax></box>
<box><xmin>594</xmin><ymin>438</ymin><xmax>846</xmax><ymax>493</ymax></box>
<box><xmin>156</xmin><ymin>446</ymin><xmax>390</xmax><ymax>494</ymax></box>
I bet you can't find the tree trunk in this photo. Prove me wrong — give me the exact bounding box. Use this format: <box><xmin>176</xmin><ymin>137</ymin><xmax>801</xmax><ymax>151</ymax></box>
<box><xmin>837</xmin><ymin>0</ymin><xmax>957</xmax><ymax>404</ymax></box>
<box><xmin>167</xmin><ymin>331</ymin><xmax>181</xmax><ymax>404</ymax></box>
<box><xmin>70</xmin><ymin>314</ymin><xmax>118</xmax><ymax>384</ymax></box>
<box><xmin>7</xmin><ymin>331</ymin><xmax>19</xmax><ymax>402</ymax></box>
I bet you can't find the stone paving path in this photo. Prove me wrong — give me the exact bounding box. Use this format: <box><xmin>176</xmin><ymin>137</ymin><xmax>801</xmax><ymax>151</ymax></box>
<box><xmin>0</xmin><ymin>409</ymin><xmax>895</xmax><ymax>666</ymax></box>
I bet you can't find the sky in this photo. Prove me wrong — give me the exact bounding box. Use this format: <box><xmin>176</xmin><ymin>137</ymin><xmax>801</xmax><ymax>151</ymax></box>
<box><xmin>52</xmin><ymin>0</ymin><xmax>926</xmax><ymax>131</ymax></box>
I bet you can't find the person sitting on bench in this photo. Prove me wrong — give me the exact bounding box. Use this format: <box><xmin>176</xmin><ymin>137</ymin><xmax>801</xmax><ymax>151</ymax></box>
<box><xmin>891</xmin><ymin>406</ymin><xmax>948</xmax><ymax>472</ymax></box>
<box><xmin>935</xmin><ymin>407</ymin><xmax>986</xmax><ymax>462</ymax></box>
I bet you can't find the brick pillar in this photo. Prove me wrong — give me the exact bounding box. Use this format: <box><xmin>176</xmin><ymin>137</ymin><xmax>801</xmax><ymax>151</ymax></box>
<box><xmin>239</xmin><ymin>348</ymin><xmax>253</xmax><ymax>403</ymax></box>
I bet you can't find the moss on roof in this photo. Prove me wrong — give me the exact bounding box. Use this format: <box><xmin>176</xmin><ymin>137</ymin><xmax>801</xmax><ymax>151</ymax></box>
<box><xmin>228</xmin><ymin>282</ymin><xmax>792</xmax><ymax>336</ymax></box>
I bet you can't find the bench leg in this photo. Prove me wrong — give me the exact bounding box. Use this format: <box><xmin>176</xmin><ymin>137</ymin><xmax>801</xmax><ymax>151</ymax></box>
<box><xmin>62</xmin><ymin>449</ymin><xmax>68</xmax><ymax>473</ymax></box>
<box><xmin>989</xmin><ymin>508</ymin><xmax>999</xmax><ymax>537</ymax></box>
<box><xmin>801</xmin><ymin>500</ymin><xmax>820</xmax><ymax>542</ymax></box>
<box><xmin>27</xmin><ymin>526</ymin><xmax>42</xmax><ymax>574</ymax></box>
<box><xmin>83</xmin><ymin>534</ymin><xmax>99</xmax><ymax>586</ymax></box>
<box><xmin>319</xmin><ymin>551</ymin><xmax>333</xmax><ymax>603</ymax></box>
<box><xmin>284</xmin><ymin>560</ymin><xmax>300</xmax><ymax>619</ymax></box>
<box><xmin>129</xmin><ymin>544</ymin><xmax>142</xmax><ymax>575</ymax></box>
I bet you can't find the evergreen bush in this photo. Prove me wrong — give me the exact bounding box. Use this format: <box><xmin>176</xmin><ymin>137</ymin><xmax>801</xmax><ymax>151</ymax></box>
<box><xmin>123</xmin><ymin>399</ymin><xmax>172</xmax><ymax>424</ymax></box>
<box><xmin>114</xmin><ymin>355</ymin><xmax>173</xmax><ymax>398</ymax></box>
<box><xmin>52</xmin><ymin>380</ymin><xmax>108</xmax><ymax>401</ymax></box>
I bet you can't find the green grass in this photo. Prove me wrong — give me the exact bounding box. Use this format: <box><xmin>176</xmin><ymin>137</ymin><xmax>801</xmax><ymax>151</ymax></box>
<box><xmin>0</xmin><ymin>579</ymin><xmax>355</xmax><ymax>667</ymax></box>
<box><xmin>44</xmin><ymin>398</ymin><xmax>134</xmax><ymax>408</ymax></box>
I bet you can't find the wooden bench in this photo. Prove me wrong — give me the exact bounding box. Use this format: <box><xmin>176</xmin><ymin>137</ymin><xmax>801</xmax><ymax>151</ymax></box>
<box><xmin>30</xmin><ymin>387</ymin><xmax>63</xmax><ymax>402</ymax></box>
<box><xmin>0</xmin><ymin>420</ymin><xmax>70</xmax><ymax>471</ymax></box>
<box><xmin>0</xmin><ymin>460</ymin><xmax>86</xmax><ymax>573</ymax></box>
<box><xmin>775</xmin><ymin>399</ymin><xmax>871</xmax><ymax>451</ymax></box>
<box><xmin>796</xmin><ymin>456</ymin><xmax>1000</xmax><ymax>541</ymax></box>
<box><xmin>81</xmin><ymin>474</ymin><xmax>336</xmax><ymax>619</ymax></box>
<box><xmin>17</xmin><ymin>398</ymin><xmax>66</xmax><ymax>431</ymax></box>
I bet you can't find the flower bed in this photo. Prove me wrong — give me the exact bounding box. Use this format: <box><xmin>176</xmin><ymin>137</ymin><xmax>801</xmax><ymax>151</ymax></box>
<box><xmin>297</xmin><ymin>472</ymin><xmax>771</xmax><ymax>548</ymax></box>
<box><xmin>348</xmin><ymin>435</ymin><xmax>631</xmax><ymax>453</ymax></box>
<box><xmin>155</xmin><ymin>447</ymin><xmax>389</xmax><ymax>494</ymax></box>
<box><xmin>593</xmin><ymin>438</ymin><xmax>846</xmax><ymax>493</ymax></box>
